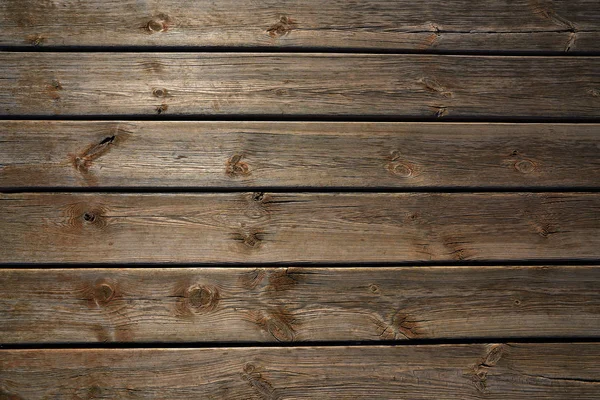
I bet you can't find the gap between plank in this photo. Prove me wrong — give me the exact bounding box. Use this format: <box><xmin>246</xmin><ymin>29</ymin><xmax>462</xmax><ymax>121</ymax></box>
<box><xmin>2</xmin><ymin>337</ymin><xmax>600</xmax><ymax>350</ymax></box>
<box><xmin>1</xmin><ymin>46</ymin><xmax>600</xmax><ymax>56</ymax></box>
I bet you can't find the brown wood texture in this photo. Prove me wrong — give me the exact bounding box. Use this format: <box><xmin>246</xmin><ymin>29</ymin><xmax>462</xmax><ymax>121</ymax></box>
<box><xmin>1</xmin><ymin>344</ymin><xmax>600</xmax><ymax>399</ymax></box>
<box><xmin>1</xmin><ymin>266</ymin><xmax>599</xmax><ymax>344</ymax></box>
<box><xmin>1</xmin><ymin>53</ymin><xmax>599</xmax><ymax>118</ymax></box>
<box><xmin>1</xmin><ymin>0</ymin><xmax>599</xmax><ymax>52</ymax></box>
<box><xmin>1</xmin><ymin>193</ymin><xmax>598</xmax><ymax>263</ymax></box>
<box><xmin>1</xmin><ymin>121</ymin><xmax>598</xmax><ymax>189</ymax></box>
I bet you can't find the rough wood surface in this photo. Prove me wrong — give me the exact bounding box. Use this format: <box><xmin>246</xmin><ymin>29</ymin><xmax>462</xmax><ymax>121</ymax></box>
<box><xmin>1</xmin><ymin>0</ymin><xmax>599</xmax><ymax>52</ymax></box>
<box><xmin>1</xmin><ymin>344</ymin><xmax>599</xmax><ymax>399</ymax></box>
<box><xmin>1</xmin><ymin>53</ymin><xmax>599</xmax><ymax>118</ymax></box>
<box><xmin>1</xmin><ymin>193</ymin><xmax>598</xmax><ymax>263</ymax></box>
<box><xmin>1</xmin><ymin>121</ymin><xmax>599</xmax><ymax>189</ymax></box>
<box><xmin>1</xmin><ymin>266</ymin><xmax>598</xmax><ymax>344</ymax></box>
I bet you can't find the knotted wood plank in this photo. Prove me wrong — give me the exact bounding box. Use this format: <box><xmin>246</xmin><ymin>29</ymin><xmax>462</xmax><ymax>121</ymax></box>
<box><xmin>1</xmin><ymin>53</ymin><xmax>599</xmax><ymax>118</ymax></box>
<box><xmin>1</xmin><ymin>193</ymin><xmax>598</xmax><ymax>263</ymax></box>
<box><xmin>1</xmin><ymin>0</ymin><xmax>599</xmax><ymax>52</ymax></box>
<box><xmin>1</xmin><ymin>344</ymin><xmax>599</xmax><ymax>399</ymax></box>
<box><xmin>1</xmin><ymin>266</ymin><xmax>598</xmax><ymax>343</ymax></box>
<box><xmin>1</xmin><ymin>122</ymin><xmax>598</xmax><ymax>188</ymax></box>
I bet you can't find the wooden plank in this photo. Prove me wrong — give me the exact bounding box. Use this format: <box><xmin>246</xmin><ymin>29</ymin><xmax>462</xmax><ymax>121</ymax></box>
<box><xmin>1</xmin><ymin>344</ymin><xmax>599</xmax><ymax>398</ymax></box>
<box><xmin>1</xmin><ymin>121</ymin><xmax>599</xmax><ymax>189</ymax></box>
<box><xmin>0</xmin><ymin>193</ymin><xmax>598</xmax><ymax>263</ymax></box>
<box><xmin>1</xmin><ymin>266</ymin><xmax>598</xmax><ymax>344</ymax></box>
<box><xmin>1</xmin><ymin>0</ymin><xmax>599</xmax><ymax>52</ymax></box>
<box><xmin>1</xmin><ymin>53</ymin><xmax>599</xmax><ymax>118</ymax></box>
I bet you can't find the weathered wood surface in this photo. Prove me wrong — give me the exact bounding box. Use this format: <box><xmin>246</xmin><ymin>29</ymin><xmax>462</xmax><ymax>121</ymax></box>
<box><xmin>1</xmin><ymin>121</ymin><xmax>599</xmax><ymax>189</ymax></box>
<box><xmin>2</xmin><ymin>53</ymin><xmax>599</xmax><ymax>118</ymax></box>
<box><xmin>1</xmin><ymin>0</ymin><xmax>599</xmax><ymax>52</ymax></box>
<box><xmin>1</xmin><ymin>193</ymin><xmax>598</xmax><ymax>263</ymax></box>
<box><xmin>2</xmin><ymin>344</ymin><xmax>599</xmax><ymax>399</ymax></box>
<box><xmin>1</xmin><ymin>266</ymin><xmax>599</xmax><ymax>344</ymax></box>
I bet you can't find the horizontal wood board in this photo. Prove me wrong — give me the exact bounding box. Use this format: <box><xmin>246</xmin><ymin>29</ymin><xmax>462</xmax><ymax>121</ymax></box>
<box><xmin>1</xmin><ymin>0</ymin><xmax>599</xmax><ymax>52</ymax></box>
<box><xmin>1</xmin><ymin>122</ymin><xmax>599</xmax><ymax>188</ymax></box>
<box><xmin>1</xmin><ymin>266</ymin><xmax>599</xmax><ymax>343</ymax></box>
<box><xmin>0</xmin><ymin>192</ymin><xmax>598</xmax><ymax>263</ymax></box>
<box><xmin>1</xmin><ymin>344</ymin><xmax>600</xmax><ymax>398</ymax></box>
<box><xmin>1</xmin><ymin>53</ymin><xmax>599</xmax><ymax>118</ymax></box>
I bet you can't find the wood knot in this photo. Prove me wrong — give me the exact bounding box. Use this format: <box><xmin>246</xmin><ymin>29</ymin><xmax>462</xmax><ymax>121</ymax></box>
<box><xmin>514</xmin><ymin>159</ymin><xmax>536</xmax><ymax>174</ymax></box>
<box><xmin>369</xmin><ymin>284</ymin><xmax>380</xmax><ymax>293</ymax></box>
<box><xmin>588</xmin><ymin>88</ymin><xmax>600</xmax><ymax>97</ymax></box>
<box><xmin>81</xmin><ymin>208</ymin><xmax>107</xmax><ymax>227</ymax></box>
<box><xmin>145</xmin><ymin>13</ymin><xmax>170</xmax><ymax>33</ymax></box>
<box><xmin>51</xmin><ymin>79</ymin><xmax>63</xmax><ymax>90</ymax></box>
<box><xmin>156</xmin><ymin>104</ymin><xmax>168</xmax><ymax>114</ymax></box>
<box><xmin>70</xmin><ymin>134</ymin><xmax>120</xmax><ymax>176</ymax></box>
<box><xmin>253</xmin><ymin>192</ymin><xmax>265</xmax><ymax>202</ymax></box>
<box><xmin>418</xmin><ymin>77</ymin><xmax>453</xmax><ymax>98</ymax></box>
<box><xmin>429</xmin><ymin>106</ymin><xmax>448</xmax><ymax>118</ymax></box>
<box><xmin>388</xmin><ymin>162</ymin><xmax>414</xmax><ymax>178</ymax></box>
<box><xmin>226</xmin><ymin>154</ymin><xmax>251</xmax><ymax>177</ymax></box>
<box><xmin>248</xmin><ymin>307</ymin><xmax>296</xmax><ymax>342</ymax></box>
<box><xmin>241</xmin><ymin>363</ymin><xmax>279</xmax><ymax>399</ymax></box>
<box><xmin>92</xmin><ymin>282</ymin><xmax>116</xmax><ymax>306</ymax></box>
<box><xmin>152</xmin><ymin>88</ymin><xmax>168</xmax><ymax>98</ymax></box>
<box><xmin>63</xmin><ymin>203</ymin><xmax>110</xmax><ymax>232</ymax></box>
<box><xmin>186</xmin><ymin>285</ymin><xmax>220</xmax><ymax>313</ymax></box>
<box><xmin>465</xmin><ymin>344</ymin><xmax>505</xmax><ymax>393</ymax></box>
<box><xmin>266</xmin><ymin>268</ymin><xmax>302</xmax><ymax>292</ymax></box>
<box><xmin>387</xmin><ymin>151</ymin><xmax>417</xmax><ymax>178</ymax></box>
<box><xmin>26</xmin><ymin>34</ymin><xmax>45</xmax><ymax>46</ymax></box>
<box><xmin>536</xmin><ymin>223</ymin><xmax>558</xmax><ymax>238</ymax></box>
<box><xmin>392</xmin><ymin>312</ymin><xmax>421</xmax><ymax>339</ymax></box>
<box><xmin>267</xmin><ymin>16</ymin><xmax>297</xmax><ymax>38</ymax></box>
<box><xmin>239</xmin><ymin>231</ymin><xmax>262</xmax><ymax>249</ymax></box>
<box><xmin>83</xmin><ymin>212</ymin><xmax>96</xmax><ymax>222</ymax></box>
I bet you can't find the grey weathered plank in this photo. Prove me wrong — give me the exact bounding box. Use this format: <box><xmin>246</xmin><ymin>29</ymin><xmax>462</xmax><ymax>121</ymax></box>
<box><xmin>1</xmin><ymin>344</ymin><xmax>599</xmax><ymax>399</ymax></box>
<box><xmin>1</xmin><ymin>121</ymin><xmax>599</xmax><ymax>188</ymax></box>
<box><xmin>1</xmin><ymin>53</ymin><xmax>599</xmax><ymax>118</ymax></box>
<box><xmin>1</xmin><ymin>0</ymin><xmax>599</xmax><ymax>52</ymax></box>
<box><xmin>1</xmin><ymin>266</ymin><xmax>598</xmax><ymax>344</ymax></box>
<box><xmin>1</xmin><ymin>193</ymin><xmax>598</xmax><ymax>263</ymax></box>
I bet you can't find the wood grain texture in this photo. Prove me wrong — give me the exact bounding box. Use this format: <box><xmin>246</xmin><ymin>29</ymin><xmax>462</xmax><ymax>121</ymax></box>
<box><xmin>1</xmin><ymin>121</ymin><xmax>599</xmax><ymax>189</ymax></box>
<box><xmin>1</xmin><ymin>344</ymin><xmax>600</xmax><ymax>399</ymax></box>
<box><xmin>1</xmin><ymin>53</ymin><xmax>599</xmax><ymax>118</ymax></box>
<box><xmin>1</xmin><ymin>266</ymin><xmax>599</xmax><ymax>344</ymax></box>
<box><xmin>1</xmin><ymin>0</ymin><xmax>599</xmax><ymax>52</ymax></box>
<box><xmin>1</xmin><ymin>193</ymin><xmax>598</xmax><ymax>263</ymax></box>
